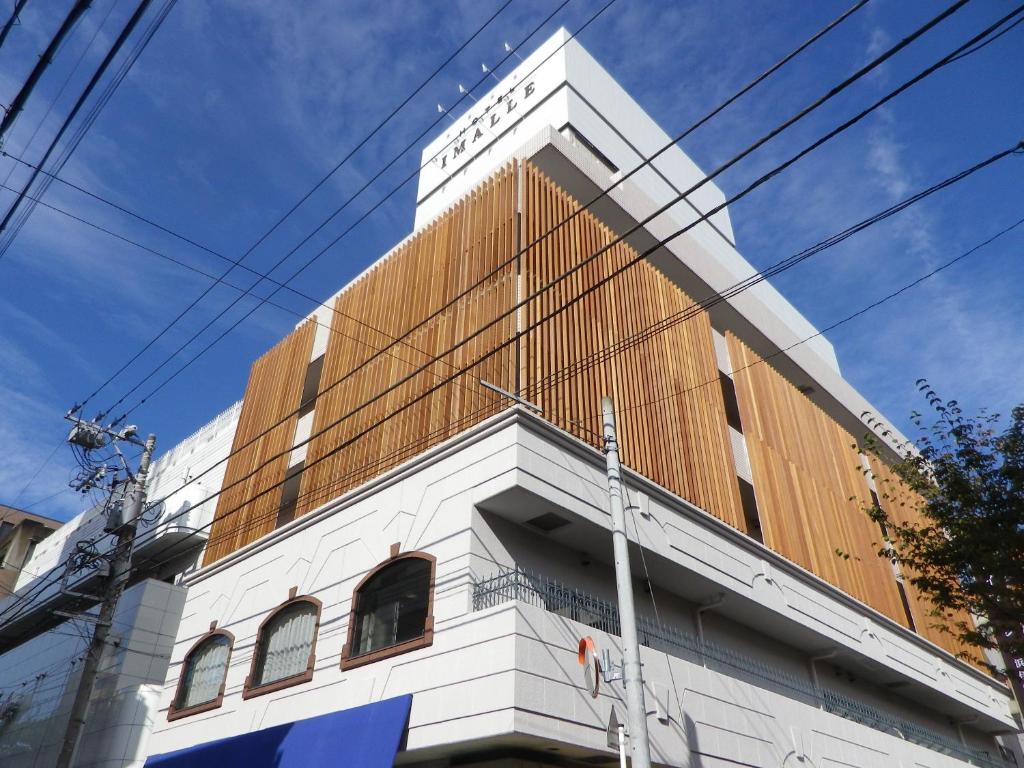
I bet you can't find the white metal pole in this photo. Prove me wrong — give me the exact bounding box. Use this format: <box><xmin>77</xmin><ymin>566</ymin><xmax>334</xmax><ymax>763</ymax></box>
<box><xmin>602</xmin><ymin>396</ymin><xmax>652</xmax><ymax>768</ymax></box>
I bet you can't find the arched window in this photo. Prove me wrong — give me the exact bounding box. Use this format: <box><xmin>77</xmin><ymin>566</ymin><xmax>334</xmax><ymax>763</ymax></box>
<box><xmin>168</xmin><ymin>628</ymin><xmax>233</xmax><ymax>720</ymax></box>
<box><xmin>341</xmin><ymin>550</ymin><xmax>435</xmax><ymax>670</ymax></box>
<box><xmin>244</xmin><ymin>591</ymin><xmax>321</xmax><ymax>699</ymax></box>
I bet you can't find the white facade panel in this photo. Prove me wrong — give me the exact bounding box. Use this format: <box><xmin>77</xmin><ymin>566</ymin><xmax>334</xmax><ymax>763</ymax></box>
<box><xmin>0</xmin><ymin>579</ymin><xmax>185</xmax><ymax>768</ymax></box>
<box><xmin>144</xmin><ymin>412</ymin><xmax>1013</xmax><ymax>766</ymax></box>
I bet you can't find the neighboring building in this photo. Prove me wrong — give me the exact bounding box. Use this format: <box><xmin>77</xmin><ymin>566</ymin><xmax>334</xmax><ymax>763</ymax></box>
<box><xmin>0</xmin><ymin>505</ymin><xmax>61</xmax><ymax>595</ymax></box>
<box><xmin>64</xmin><ymin>29</ymin><xmax>1024</xmax><ymax>768</ymax></box>
<box><xmin>0</xmin><ymin>402</ymin><xmax>241</xmax><ymax>767</ymax></box>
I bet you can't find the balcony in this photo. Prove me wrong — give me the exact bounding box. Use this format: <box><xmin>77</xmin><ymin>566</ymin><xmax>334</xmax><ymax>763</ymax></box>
<box><xmin>472</xmin><ymin>566</ymin><xmax>1004</xmax><ymax>768</ymax></box>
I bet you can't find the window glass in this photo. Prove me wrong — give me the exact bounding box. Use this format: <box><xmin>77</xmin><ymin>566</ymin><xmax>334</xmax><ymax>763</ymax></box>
<box><xmin>353</xmin><ymin>558</ymin><xmax>430</xmax><ymax>656</ymax></box>
<box><xmin>22</xmin><ymin>540</ymin><xmax>38</xmax><ymax>567</ymax></box>
<box><xmin>176</xmin><ymin>635</ymin><xmax>230</xmax><ymax>709</ymax></box>
<box><xmin>254</xmin><ymin>602</ymin><xmax>317</xmax><ymax>686</ymax></box>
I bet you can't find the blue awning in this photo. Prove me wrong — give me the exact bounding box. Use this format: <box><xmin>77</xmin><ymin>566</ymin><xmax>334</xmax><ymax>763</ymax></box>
<box><xmin>145</xmin><ymin>694</ymin><xmax>412</xmax><ymax>768</ymax></box>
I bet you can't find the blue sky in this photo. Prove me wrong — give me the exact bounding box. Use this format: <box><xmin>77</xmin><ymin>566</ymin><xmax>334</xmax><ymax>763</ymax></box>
<box><xmin>0</xmin><ymin>0</ymin><xmax>1021</xmax><ymax>521</ymax></box>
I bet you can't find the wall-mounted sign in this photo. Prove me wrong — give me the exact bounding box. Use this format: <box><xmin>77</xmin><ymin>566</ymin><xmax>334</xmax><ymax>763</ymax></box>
<box><xmin>431</xmin><ymin>79</ymin><xmax>538</xmax><ymax>174</ymax></box>
<box><xmin>578</xmin><ymin>635</ymin><xmax>601</xmax><ymax>699</ymax></box>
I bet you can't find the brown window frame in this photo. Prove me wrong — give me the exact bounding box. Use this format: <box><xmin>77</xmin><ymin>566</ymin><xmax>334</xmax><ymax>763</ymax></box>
<box><xmin>167</xmin><ymin>625</ymin><xmax>235</xmax><ymax>721</ymax></box>
<box><xmin>340</xmin><ymin>550</ymin><xmax>436</xmax><ymax>670</ymax></box>
<box><xmin>243</xmin><ymin>589</ymin><xmax>322</xmax><ymax>700</ymax></box>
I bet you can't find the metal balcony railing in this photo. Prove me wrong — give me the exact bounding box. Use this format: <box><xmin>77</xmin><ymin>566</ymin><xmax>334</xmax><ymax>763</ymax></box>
<box><xmin>472</xmin><ymin>566</ymin><xmax>1004</xmax><ymax>768</ymax></box>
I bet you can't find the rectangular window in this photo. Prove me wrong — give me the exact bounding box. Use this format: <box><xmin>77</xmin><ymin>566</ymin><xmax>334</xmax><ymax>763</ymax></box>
<box><xmin>299</xmin><ymin>355</ymin><xmax>324</xmax><ymax>414</ymax></box>
<box><xmin>719</xmin><ymin>372</ymin><xmax>743</xmax><ymax>432</ymax></box>
<box><xmin>22</xmin><ymin>540</ymin><xmax>38</xmax><ymax>567</ymax></box>
<box><xmin>738</xmin><ymin>478</ymin><xmax>763</xmax><ymax>544</ymax></box>
<box><xmin>559</xmin><ymin>123</ymin><xmax>619</xmax><ymax>173</ymax></box>
<box><xmin>276</xmin><ymin>462</ymin><xmax>304</xmax><ymax>529</ymax></box>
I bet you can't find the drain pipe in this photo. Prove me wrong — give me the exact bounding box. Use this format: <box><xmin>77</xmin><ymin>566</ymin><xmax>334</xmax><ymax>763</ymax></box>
<box><xmin>809</xmin><ymin>649</ymin><xmax>838</xmax><ymax>699</ymax></box>
<box><xmin>955</xmin><ymin>715</ymin><xmax>979</xmax><ymax>746</ymax></box>
<box><xmin>695</xmin><ymin>593</ymin><xmax>725</xmax><ymax>646</ymax></box>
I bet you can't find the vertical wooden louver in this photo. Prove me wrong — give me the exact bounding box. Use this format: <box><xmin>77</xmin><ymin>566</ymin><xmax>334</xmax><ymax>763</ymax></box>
<box><xmin>205</xmin><ymin>161</ymin><xmax>742</xmax><ymax>556</ymax></box>
<box><xmin>867</xmin><ymin>457</ymin><xmax>985</xmax><ymax>664</ymax></box>
<box><xmin>204</xmin><ymin>320</ymin><xmax>316</xmax><ymax>564</ymax></box>
<box><xmin>727</xmin><ymin>333</ymin><xmax>910</xmax><ymax>626</ymax></box>
<box><xmin>295</xmin><ymin>165</ymin><xmax>518</xmax><ymax>515</ymax></box>
<box><xmin>519</xmin><ymin>163</ymin><xmax>744</xmax><ymax>529</ymax></box>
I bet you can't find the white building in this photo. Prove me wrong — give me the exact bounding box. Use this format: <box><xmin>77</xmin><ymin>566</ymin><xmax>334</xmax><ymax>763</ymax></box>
<box><xmin>0</xmin><ymin>402</ymin><xmax>241</xmax><ymax>767</ymax></box>
<box><xmin>115</xmin><ymin>29</ymin><xmax>1024</xmax><ymax>768</ymax></box>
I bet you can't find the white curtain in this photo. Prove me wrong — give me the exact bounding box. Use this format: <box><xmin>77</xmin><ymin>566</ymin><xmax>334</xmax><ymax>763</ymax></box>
<box><xmin>179</xmin><ymin>637</ymin><xmax>230</xmax><ymax>708</ymax></box>
<box><xmin>358</xmin><ymin>601</ymin><xmax>400</xmax><ymax>654</ymax></box>
<box><xmin>255</xmin><ymin>604</ymin><xmax>316</xmax><ymax>686</ymax></box>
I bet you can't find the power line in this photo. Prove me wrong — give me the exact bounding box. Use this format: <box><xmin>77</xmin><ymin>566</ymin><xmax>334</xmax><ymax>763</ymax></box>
<box><xmin>122</xmin><ymin>43</ymin><xmax>1020</xmax><ymax>586</ymax></box>
<box><xmin>149</xmin><ymin>137</ymin><xmax>1022</xmax><ymax>572</ymax></box>
<box><xmin>0</xmin><ymin>178</ymin><xmax>494</xmax><ymax>391</ymax></box>
<box><xmin>1</xmin><ymin>0</ymin><xmax>531</xmax><ymax>532</ymax></box>
<box><xmin>101</xmin><ymin>0</ymin><xmax>878</xmax><ymax>423</ymax></box>
<box><xmin>3</xmin><ymin>0</ymin><xmax>863</xmax><ymax>420</ymax></box>
<box><xmin>0</xmin><ymin>0</ymin><xmax>160</xmax><ymax>255</ymax></box>
<box><xmin>94</xmin><ymin>0</ymin><xmax>597</xmax><ymax>422</ymax></box>
<box><xmin>947</xmin><ymin>13</ymin><xmax>1024</xmax><ymax>63</ymax></box>
<box><xmin>527</xmin><ymin>144</ymin><xmax>1021</xmax><ymax>403</ymax></box>
<box><xmin>95</xmin><ymin>0</ymin><xmax>884</xmax><ymax>475</ymax></box>
<box><xmin>0</xmin><ymin>1</ymin><xmax>1002</xmax><ymax>629</ymax></box>
<box><xmin>608</xmin><ymin>214</ymin><xmax>1024</xmax><ymax>419</ymax></box>
<box><xmin>0</xmin><ymin>0</ymin><xmax>91</xmax><ymax>143</ymax></box>
<box><xmin>9</xmin><ymin>442</ymin><xmax>63</xmax><ymax>507</ymax></box>
<box><xmin>118</xmin><ymin>0</ymin><xmax>986</xmax><ymax>528</ymax></box>
<box><xmin>0</xmin><ymin>0</ymin><xmax>30</xmax><ymax>50</ymax></box>
<box><xmin>1</xmin><ymin>0</ymin><xmax>120</xmax><ymax>190</ymax></box>
<box><xmin>20</xmin><ymin>488</ymin><xmax>69</xmax><ymax>511</ymax></box>
<box><xmin>0</xmin><ymin>0</ymin><xmax>177</xmax><ymax>260</ymax></box>
<box><xmin>72</xmin><ymin>0</ymin><xmax>522</xmax><ymax>415</ymax></box>
<box><xmin>0</xmin><ymin>179</ymin><xmax>496</xmax><ymax>411</ymax></box>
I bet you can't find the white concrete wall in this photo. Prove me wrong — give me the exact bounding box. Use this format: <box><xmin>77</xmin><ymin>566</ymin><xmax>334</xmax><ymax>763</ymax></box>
<box><xmin>147</xmin><ymin>411</ymin><xmax>521</xmax><ymax>758</ymax></box>
<box><xmin>504</xmin><ymin>601</ymin><xmax>1001</xmax><ymax>768</ymax></box>
<box><xmin>0</xmin><ymin>578</ymin><xmax>186</xmax><ymax>768</ymax></box>
<box><xmin>146</xmin><ymin>412</ymin><xmax>1013</xmax><ymax>766</ymax></box>
<box><xmin>496</xmin><ymin>414</ymin><xmax>1010</xmax><ymax>729</ymax></box>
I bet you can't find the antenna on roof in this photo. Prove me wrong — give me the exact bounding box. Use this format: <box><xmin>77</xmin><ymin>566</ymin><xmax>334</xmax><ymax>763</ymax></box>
<box><xmin>481</xmin><ymin>62</ymin><xmax>501</xmax><ymax>84</ymax></box>
<box><xmin>436</xmin><ymin>103</ymin><xmax>457</xmax><ymax>124</ymax></box>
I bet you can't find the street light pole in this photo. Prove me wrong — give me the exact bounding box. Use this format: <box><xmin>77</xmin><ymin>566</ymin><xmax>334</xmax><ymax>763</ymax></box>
<box><xmin>602</xmin><ymin>396</ymin><xmax>652</xmax><ymax>768</ymax></box>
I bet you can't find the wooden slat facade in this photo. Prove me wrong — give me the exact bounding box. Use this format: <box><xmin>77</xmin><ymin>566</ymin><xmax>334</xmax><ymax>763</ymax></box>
<box><xmin>204</xmin><ymin>319</ymin><xmax>316</xmax><ymax>564</ymax></box>
<box><xmin>519</xmin><ymin>163</ymin><xmax>744</xmax><ymax>529</ymax></box>
<box><xmin>206</xmin><ymin>162</ymin><xmax>742</xmax><ymax>559</ymax></box>
<box><xmin>727</xmin><ymin>333</ymin><xmax>910</xmax><ymax>626</ymax></box>
<box><xmin>200</xmin><ymin>159</ymin><xmax>981</xmax><ymax>669</ymax></box>
<box><xmin>295</xmin><ymin>164</ymin><xmax>518</xmax><ymax>515</ymax></box>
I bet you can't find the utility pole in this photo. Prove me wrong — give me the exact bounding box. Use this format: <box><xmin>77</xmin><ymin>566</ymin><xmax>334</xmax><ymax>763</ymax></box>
<box><xmin>602</xmin><ymin>396</ymin><xmax>652</xmax><ymax>768</ymax></box>
<box><xmin>55</xmin><ymin>423</ymin><xmax>155</xmax><ymax>768</ymax></box>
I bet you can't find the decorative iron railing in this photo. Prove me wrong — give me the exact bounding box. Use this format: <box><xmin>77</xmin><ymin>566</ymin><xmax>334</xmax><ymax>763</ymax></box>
<box><xmin>472</xmin><ymin>566</ymin><xmax>1004</xmax><ymax>768</ymax></box>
